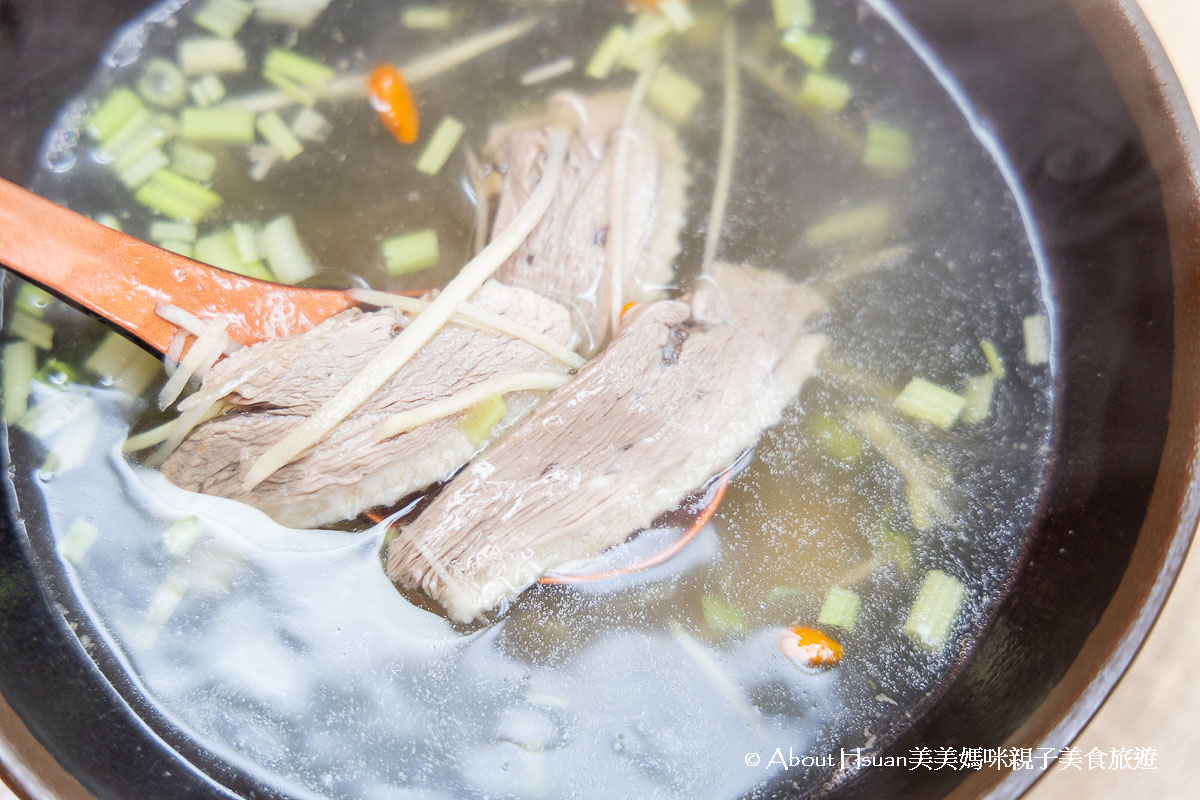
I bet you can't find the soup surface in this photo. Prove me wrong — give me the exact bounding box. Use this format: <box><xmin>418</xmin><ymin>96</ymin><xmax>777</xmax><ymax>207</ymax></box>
<box><xmin>5</xmin><ymin>0</ymin><xmax>1053</xmax><ymax>797</ymax></box>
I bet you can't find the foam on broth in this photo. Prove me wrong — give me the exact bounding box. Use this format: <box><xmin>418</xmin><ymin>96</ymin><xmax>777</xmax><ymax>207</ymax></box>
<box><xmin>8</xmin><ymin>0</ymin><xmax>1053</xmax><ymax>797</ymax></box>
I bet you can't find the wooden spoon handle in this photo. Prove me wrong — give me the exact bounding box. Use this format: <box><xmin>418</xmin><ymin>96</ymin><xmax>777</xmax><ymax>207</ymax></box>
<box><xmin>0</xmin><ymin>178</ymin><xmax>356</xmax><ymax>353</ymax></box>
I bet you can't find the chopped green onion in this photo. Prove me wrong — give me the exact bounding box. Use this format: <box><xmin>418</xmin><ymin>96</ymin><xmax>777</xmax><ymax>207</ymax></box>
<box><xmin>59</xmin><ymin>518</ymin><xmax>100</xmax><ymax>565</ymax></box>
<box><xmin>382</xmin><ymin>229</ymin><xmax>439</xmax><ymax>275</ymax></box>
<box><xmin>15</xmin><ymin>284</ymin><xmax>53</xmax><ymax>318</ymax></box>
<box><xmin>701</xmin><ymin>596</ymin><xmax>747</xmax><ymax>635</ymax></box>
<box><xmin>960</xmin><ymin>373</ymin><xmax>996</xmax><ymax>425</ymax></box>
<box><xmin>648</xmin><ymin>68</ymin><xmax>704</xmax><ymax>123</ymax></box>
<box><xmin>402</xmin><ymin>6</ymin><xmax>454</xmax><ymax>29</ymax></box>
<box><xmin>903</xmin><ymin>569</ymin><xmax>965</xmax><ymax>651</ymax></box>
<box><xmin>85</xmin><ymin>87</ymin><xmax>144</xmax><ymax>142</ymax></box>
<box><xmin>893</xmin><ymin>377</ymin><xmax>966</xmax><ymax>429</ymax></box>
<box><xmin>257</xmin><ymin>111</ymin><xmax>304</xmax><ymax>160</ymax></box>
<box><xmin>164</xmin><ymin>516</ymin><xmax>205</xmax><ymax>558</ymax></box>
<box><xmin>261</xmin><ymin>215</ymin><xmax>318</xmax><ymax>284</ymax></box>
<box><xmin>180</xmin><ymin>107</ymin><xmax>255</xmax><ymax>142</ymax></box>
<box><xmin>808</xmin><ymin>413</ymin><xmax>863</xmax><ymax>464</ymax></box>
<box><xmin>177</xmin><ymin>37</ymin><xmax>247</xmax><ymax>75</ymax></box>
<box><xmin>108</xmin><ymin>119</ymin><xmax>173</xmax><ymax>177</ymax></box>
<box><xmin>189</xmin><ymin>73</ymin><xmax>227</xmax><ymax>107</ymax></box>
<box><xmin>772</xmin><ymin>0</ymin><xmax>814</xmax><ymax>29</ymax></box>
<box><xmin>251</xmin><ymin>0</ymin><xmax>332</xmax><ymax>29</ymax></box>
<box><xmin>781</xmin><ymin>28</ymin><xmax>833</xmax><ymax>71</ymax></box>
<box><xmin>159</xmin><ymin>240</ymin><xmax>195</xmax><ymax>258</ymax></box>
<box><xmin>194</xmin><ymin>230</ymin><xmax>243</xmax><ymax>272</ymax></box>
<box><xmin>460</xmin><ymin>393</ymin><xmax>507</xmax><ymax>447</ymax></box>
<box><xmin>290</xmin><ymin>107</ymin><xmax>332</xmax><ymax>143</ymax></box>
<box><xmin>980</xmin><ymin>338</ymin><xmax>1006</xmax><ymax>379</ymax></box>
<box><xmin>586</xmin><ymin>25</ymin><xmax>630</xmax><ymax>80</ymax></box>
<box><xmin>416</xmin><ymin>116</ymin><xmax>465</xmax><ymax>175</ymax></box>
<box><xmin>658</xmin><ymin>0</ymin><xmax>696</xmax><ymax>32</ymax></box>
<box><xmin>263</xmin><ymin>48</ymin><xmax>335</xmax><ymax>89</ymax></box>
<box><xmin>135</xmin><ymin>169</ymin><xmax>222</xmax><ymax>222</ymax></box>
<box><xmin>1023</xmin><ymin>314</ymin><xmax>1049</xmax><ymax>365</ymax></box>
<box><xmin>8</xmin><ymin>311</ymin><xmax>54</xmax><ymax>350</ymax></box>
<box><xmin>798</xmin><ymin>72</ymin><xmax>852</xmax><ymax>112</ymax></box>
<box><xmin>149</xmin><ymin>221</ymin><xmax>198</xmax><ymax>243</ymax></box>
<box><xmin>3</xmin><ymin>341</ymin><xmax>37</xmax><ymax>423</ymax></box>
<box><xmin>863</xmin><ymin>122</ymin><xmax>913</xmax><ymax>172</ymax></box>
<box><xmin>193</xmin><ymin>0</ymin><xmax>253</xmax><ymax>38</ymax></box>
<box><xmin>817</xmin><ymin>585</ymin><xmax>861</xmax><ymax>631</ymax></box>
<box><xmin>804</xmin><ymin>203</ymin><xmax>891</xmax><ymax>247</ymax></box>
<box><xmin>169</xmin><ymin>141</ymin><xmax>218</xmax><ymax>182</ymax></box>
<box><xmin>876</xmin><ymin>522</ymin><xmax>914</xmax><ymax>574</ymax></box>
<box><xmin>137</xmin><ymin>58</ymin><xmax>189</xmax><ymax>109</ymax></box>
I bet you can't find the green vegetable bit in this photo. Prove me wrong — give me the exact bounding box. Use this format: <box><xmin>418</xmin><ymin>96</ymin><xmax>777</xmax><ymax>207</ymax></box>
<box><xmin>817</xmin><ymin>585</ymin><xmax>861</xmax><ymax>631</ymax></box>
<box><xmin>382</xmin><ymin>230</ymin><xmax>439</xmax><ymax>275</ymax></box>
<box><xmin>863</xmin><ymin>122</ymin><xmax>913</xmax><ymax>172</ymax></box>
<box><xmin>586</xmin><ymin>26</ymin><xmax>630</xmax><ymax>80</ymax></box>
<box><xmin>893</xmin><ymin>377</ymin><xmax>967</xmax><ymax>429</ymax></box>
<box><xmin>960</xmin><ymin>373</ymin><xmax>997</xmax><ymax>425</ymax></box>
<box><xmin>772</xmin><ymin>0</ymin><xmax>814</xmax><ymax>30</ymax></box>
<box><xmin>416</xmin><ymin>117</ymin><xmax>465</xmax><ymax>176</ymax></box>
<box><xmin>980</xmin><ymin>338</ymin><xmax>1007</xmax><ymax>379</ymax></box>
<box><xmin>85</xmin><ymin>87</ymin><xmax>144</xmax><ymax>142</ymax></box>
<box><xmin>7</xmin><ymin>311</ymin><xmax>54</xmax><ymax>350</ymax></box>
<box><xmin>808</xmin><ymin>413</ymin><xmax>863</xmax><ymax>464</ymax></box>
<box><xmin>798</xmin><ymin>72</ymin><xmax>852</xmax><ymax>112</ymax></box>
<box><xmin>701</xmin><ymin>595</ymin><xmax>748</xmax><ymax>635</ymax></box>
<box><xmin>780</xmin><ymin>29</ymin><xmax>833</xmax><ymax>71</ymax></box>
<box><xmin>903</xmin><ymin>569</ymin><xmax>966</xmax><ymax>651</ymax></box>
<box><xmin>3</xmin><ymin>341</ymin><xmax>37</xmax><ymax>423</ymax></box>
<box><xmin>647</xmin><ymin>68</ymin><xmax>704</xmax><ymax>123</ymax></box>
<box><xmin>460</xmin><ymin>393</ymin><xmax>507</xmax><ymax>447</ymax></box>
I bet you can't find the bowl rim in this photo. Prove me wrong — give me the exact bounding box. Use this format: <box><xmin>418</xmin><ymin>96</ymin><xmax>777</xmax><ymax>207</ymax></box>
<box><xmin>946</xmin><ymin>0</ymin><xmax>1200</xmax><ymax>797</ymax></box>
<box><xmin>3</xmin><ymin>1</ymin><xmax>1200</xmax><ymax>799</ymax></box>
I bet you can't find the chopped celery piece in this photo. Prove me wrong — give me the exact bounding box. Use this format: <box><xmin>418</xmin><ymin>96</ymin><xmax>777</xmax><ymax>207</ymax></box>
<box><xmin>460</xmin><ymin>393</ymin><xmax>506</xmax><ymax>447</ymax></box>
<box><xmin>772</xmin><ymin>0</ymin><xmax>814</xmax><ymax>29</ymax></box>
<box><xmin>109</xmin><ymin>119</ymin><xmax>173</xmax><ymax>172</ymax></box>
<box><xmin>906</xmin><ymin>482</ymin><xmax>936</xmax><ymax>532</ymax></box>
<box><xmin>648</xmin><ymin>68</ymin><xmax>704</xmax><ymax>123</ymax></box>
<box><xmin>658</xmin><ymin>0</ymin><xmax>696</xmax><ymax>32</ymax></box>
<box><xmin>416</xmin><ymin>116</ymin><xmax>465</xmax><ymax>175</ymax></box>
<box><xmin>622</xmin><ymin>12</ymin><xmax>672</xmax><ymax>71</ymax></box>
<box><xmin>159</xmin><ymin>240</ymin><xmax>195</xmax><ymax>258</ymax></box>
<box><xmin>169</xmin><ymin>141</ymin><xmax>217</xmax><ymax>183</ymax></box>
<box><xmin>980</xmin><ymin>338</ymin><xmax>1007</xmax><ymax>379</ymax></box>
<box><xmin>808</xmin><ymin>413</ymin><xmax>863</xmax><ymax>464</ymax></box>
<box><xmin>135</xmin><ymin>169</ymin><xmax>222</xmax><ymax>221</ymax></box>
<box><xmin>781</xmin><ymin>29</ymin><xmax>833</xmax><ymax>71</ymax></box>
<box><xmin>402</xmin><ymin>6</ymin><xmax>454</xmax><ymax>29</ymax></box>
<box><xmin>117</xmin><ymin>149</ymin><xmax>170</xmax><ymax>189</ymax></box>
<box><xmin>701</xmin><ymin>596</ymin><xmax>747</xmax><ymax>635</ymax></box>
<box><xmin>60</xmin><ymin>518</ymin><xmax>100</xmax><ymax>565</ymax></box>
<box><xmin>122</xmin><ymin>418</ymin><xmax>178</xmax><ymax>453</ymax></box>
<box><xmin>257</xmin><ymin>111</ymin><xmax>304</xmax><ymax>160</ymax></box>
<box><xmin>164</xmin><ymin>516</ymin><xmax>205</xmax><ymax>558</ymax></box>
<box><xmin>382</xmin><ymin>229</ymin><xmax>439</xmax><ymax>275</ymax></box>
<box><xmin>863</xmin><ymin>122</ymin><xmax>913</xmax><ymax>172</ymax></box>
<box><xmin>877</xmin><ymin>523</ymin><xmax>914</xmax><ymax>574</ymax></box>
<box><xmin>149</xmin><ymin>221</ymin><xmax>198</xmax><ymax>243</ymax></box>
<box><xmin>263</xmin><ymin>69</ymin><xmax>318</xmax><ymax>107</ymax></box>
<box><xmin>766</xmin><ymin>585</ymin><xmax>808</xmax><ymax>604</ymax></box>
<box><xmin>94</xmin><ymin>213</ymin><xmax>123</xmax><ymax>232</ymax></box>
<box><xmin>903</xmin><ymin>569</ymin><xmax>966</xmax><ymax>651</ymax></box>
<box><xmin>252</xmin><ymin>0</ymin><xmax>333</xmax><ymax>30</ymax></box>
<box><xmin>97</xmin><ymin>107</ymin><xmax>152</xmax><ymax>157</ymax></box>
<box><xmin>84</xmin><ymin>331</ymin><xmax>144</xmax><ymax>382</ymax></box>
<box><xmin>3</xmin><ymin>341</ymin><xmax>37</xmax><ymax>422</ymax></box>
<box><xmin>261</xmin><ymin>215</ymin><xmax>317</xmax><ymax>284</ymax></box>
<box><xmin>586</xmin><ymin>25</ymin><xmax>630</xmax><ymax>80</ymax></box>
<box><xmin>263</xmin><ymin>49</ymin><xmax>336</xmax><ymax>89</ymax></box>
<box><xmin>1023</xmin><ymin>314</ymin><xmax>1049</xmax><ymax>365</ymax></box>
<box><xmin>194</xmin><ymin>230</ymin><xmax>244</xmax><ymax>272</ymax></box>
<box><xmin>193</xmin><ymin>0</ymin><xmax>253</xmax><ymax>38</ymax></box>
<box><xmin>893</xmin><ymin>377</ymin><xmax>966</xmax><ymax>429</ymax></box>
<box><xmin>144</xmin><ymin>575</ymin><xmax>188</xmax><ymax>629</ymax></box>
<box><xmin>85</xmin><ymin>87</ymin><xmax>144</xmax><ymax>142</ymax></box>
<box><xmin>798</xmin><ymin>72</ymin><xmax>852</xmax><ymax>112</ymax></box>
<box><xmin>817</xmin><ymin>586</ymin><xmax>861</xmax><ymax>631</ymax></box>
<box><xmin>189</xmin><ymin>73</ymin><xmax>227</xmax><ymax>107</ymax></box>
<box><xmin>137</xmin><ymin>58</ymin><xmax>189</xmax><ymax>109</ymax></box>
<box><xmin>290</xmin><ymin>107</ymin><xmax>333</xmax><ymax>143</ymax></box>
<box><xmin>15</xmin><ymin>284</ymin><xmax>53</xmax><ymax>317</ymax></box>
<box><xmin>180</xmin><ymin>107</ymin><xmax>255</xmax><ymax>142</ymax></box>
<box><xmin>177</xmin><ymin>37</ymin><xmax>247</xmax><ymax>75</ymax></box>
<box><xmin>804</xmin><ymin>203</ymin><xmax>891</xmax><ymax>247</ymax></box>
<box><xmin>8</xmin><ymin>311</ymin><xmax>54</xmax><ymax>350</ymax></box>
<box><xmin>960</xmin><ymin>373</ymin><xmax>997</xmax><ymax>425</ymax></box>
<box><xmin>115</xmin><ymin>350</ymin><xmax>161</xmax><ymax>396</ymax></box>
<box><xmin>232</xmin><ymin>222</ymin><xmax>260</xmax><ymax>263</ymax></box>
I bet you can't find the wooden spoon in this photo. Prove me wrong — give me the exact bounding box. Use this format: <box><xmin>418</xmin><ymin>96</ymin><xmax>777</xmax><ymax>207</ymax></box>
<box><xmin>0</xmin><ymin>178</ymin><xmax>358</xmax><ymax>353</ymax></box>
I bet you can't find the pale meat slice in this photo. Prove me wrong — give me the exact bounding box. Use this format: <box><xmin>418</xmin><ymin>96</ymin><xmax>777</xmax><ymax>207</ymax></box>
<box><xmin>161</xmin><ymin>281</ymin><xmax>574</xmax><ymax>528</ymax></box>
<box><xmin>487</xmin><ymin>90</ymin><xmax>688</xmax><ymax>356</ymax></box>
<box><xmin>387</xmin><ymin>264</ymin><xmax>827</xmax><ymax>623</ymax></box>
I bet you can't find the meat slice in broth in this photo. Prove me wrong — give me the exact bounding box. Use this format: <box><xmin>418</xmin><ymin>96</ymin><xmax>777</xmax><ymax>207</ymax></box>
<box><xmin>387</xmin><ymin>264</ymin><xmax>827</xmax><ymax>623</ymax></box>
<box><xmin>161</xmin><ymin>281</ymin><xmax>574</xmax><ymax>528</ymax></box>
<box><xmin>486</xmin><ymin>91</ymin><xmax>688</xmax><ymax>355</ymax></box>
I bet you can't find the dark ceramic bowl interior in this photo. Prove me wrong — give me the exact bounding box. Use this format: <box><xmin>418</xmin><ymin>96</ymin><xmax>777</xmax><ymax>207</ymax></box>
<box><xmin>1</xmin><ymin>1</ymin><xmax>1199</xmax><ymax>799</ymax></box>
